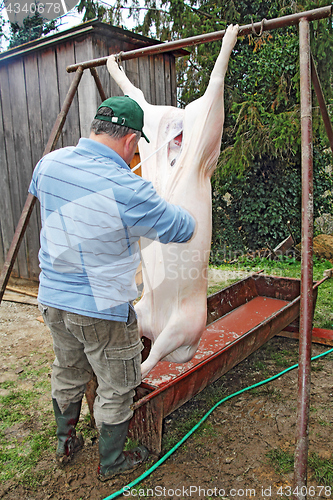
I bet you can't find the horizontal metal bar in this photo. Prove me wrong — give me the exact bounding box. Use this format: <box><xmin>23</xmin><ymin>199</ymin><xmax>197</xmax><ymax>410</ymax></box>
<box><xmin>279</xmin><ymin>326</ymin><xmax>333</xmax><ymax>347</ymax></box>
<box><xmin>67</xmin><ymin>5</ymin><xmax>332</xmax><ymax>73</ymax></box>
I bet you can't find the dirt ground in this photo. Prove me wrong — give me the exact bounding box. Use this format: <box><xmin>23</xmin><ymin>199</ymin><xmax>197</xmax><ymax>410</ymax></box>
<box><xmin>1</xmin><ymin>285</ymin><xmax>333</xmax><ymax>500</ymax></box>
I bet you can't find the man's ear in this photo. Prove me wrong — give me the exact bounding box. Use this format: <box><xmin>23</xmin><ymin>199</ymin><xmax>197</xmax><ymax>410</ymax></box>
<box><xmin>124</xmin><ymin>133</ymin><xmax>139</xmax><ymax>162</ymax></box>
<box><xmin>125</xmin><ymin>133</ymin><xmax>138</xmax><ymax>150</ymax></box>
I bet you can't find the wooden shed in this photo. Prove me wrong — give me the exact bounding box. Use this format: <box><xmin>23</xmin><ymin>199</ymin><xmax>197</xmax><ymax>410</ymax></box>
<box><xmin>0</xmin><ymin>20</ymin><xmax>184</xmax><ymax>281</ymax></box>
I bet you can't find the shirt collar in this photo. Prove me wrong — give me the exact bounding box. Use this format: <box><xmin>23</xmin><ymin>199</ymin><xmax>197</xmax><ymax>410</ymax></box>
<box><xmin>76</xmin><ymin>138</ymin><xmax>131</xmax><ymax>171</ymax></box>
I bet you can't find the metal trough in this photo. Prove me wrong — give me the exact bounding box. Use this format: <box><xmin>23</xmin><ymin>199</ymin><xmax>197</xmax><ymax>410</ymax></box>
<box><xmin>128</xmin><ymin>274</ymin><xmax>318</xmax><ymax>455</ymax></box>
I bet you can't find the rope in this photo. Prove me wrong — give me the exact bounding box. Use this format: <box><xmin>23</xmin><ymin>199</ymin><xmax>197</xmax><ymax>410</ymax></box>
<box><xmin>251</xmin><ymin>17</ymin><xmax>267</xmax><ymax>37</ymax></box>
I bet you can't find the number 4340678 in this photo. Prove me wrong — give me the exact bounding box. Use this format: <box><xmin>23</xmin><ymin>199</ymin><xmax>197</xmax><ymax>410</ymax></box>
<box><xmin>277</xmin><ymin>485</ymin><xmax>332</xmax><ymax>497</ymax></box>
<box><xmin>5</xmin><ymin>3</ymin><xmax>61</xmax><ymax>14</ymax></box>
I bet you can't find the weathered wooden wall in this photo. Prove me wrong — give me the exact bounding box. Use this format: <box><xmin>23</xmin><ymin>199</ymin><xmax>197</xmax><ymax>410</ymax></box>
<box><xmin>0</xmin><ymin>21</ymin><xmax>181</xmax><ymax>280</ymax></box>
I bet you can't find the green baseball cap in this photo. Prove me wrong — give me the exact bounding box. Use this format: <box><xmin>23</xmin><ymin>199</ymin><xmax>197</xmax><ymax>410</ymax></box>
<box><xmin>94</xmin><ymin>95</ymin><xmax>150</xmax><ymax>143</ymax></box>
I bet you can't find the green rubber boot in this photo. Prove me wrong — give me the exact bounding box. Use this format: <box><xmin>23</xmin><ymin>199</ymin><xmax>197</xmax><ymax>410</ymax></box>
<box><xmin>52</xmin><ymin>399</ymin><xmax>84</xmax><ymax>465</ymax></box>
<box><xmin>97</xmin><ymin>421</ymin><xmax>149</xmax><ymax>482</ymax></box>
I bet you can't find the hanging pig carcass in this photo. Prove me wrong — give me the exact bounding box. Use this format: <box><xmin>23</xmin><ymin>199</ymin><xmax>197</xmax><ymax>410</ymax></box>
<box><xmin>107</xmin><ymin>24</ymin><xmax>239</xmax><ymax>378</ymax></box>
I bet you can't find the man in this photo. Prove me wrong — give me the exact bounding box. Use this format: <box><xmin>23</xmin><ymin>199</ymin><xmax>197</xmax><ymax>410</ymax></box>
<box><xmin>29</xmin><ymin>95</ymin><xmax>195</xmax><ymax>481</ymax></box>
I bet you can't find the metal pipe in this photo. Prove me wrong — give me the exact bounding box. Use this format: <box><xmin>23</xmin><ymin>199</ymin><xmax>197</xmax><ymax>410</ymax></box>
<box><xmin>293</xmin><ymin>18</ymin><xmax>314</xmax><ymax>500</ymax></box>
<box><xmin>44</xmin><ymin>66</ymin><xmax>84</xmax><ymax>153</ymax></box>
<box><xmin>0</xmin><ymin>66</ymin><xmax>84</xmax><ymax>303</ymax></box>
<box><xmin>311</xmin><ymin>53</ymin><xmax>333</xmax><ymax>155</ymax></box>
<box><xmin>90</xmin><ymin>67</ymin><xmax>107</xmax><ymax>102</ymax></box>
<box><xmin>66</xmin><ymin>5</ymin><xmax>332</xmax><ymax>72</ymax></box>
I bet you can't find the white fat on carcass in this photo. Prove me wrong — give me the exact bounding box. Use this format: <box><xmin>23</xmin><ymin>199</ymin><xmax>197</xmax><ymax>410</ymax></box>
<box><xmin>107</xmin><ymin>24</ymin><xmax>239</xmax><ymax>378</ymax></box>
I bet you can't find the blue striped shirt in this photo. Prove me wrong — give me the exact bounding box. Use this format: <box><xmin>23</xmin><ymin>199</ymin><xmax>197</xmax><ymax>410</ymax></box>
<box><xmin>29</xmin><ymin>138</ymin><xmax>195</xmax><ymax>321</ymax></box>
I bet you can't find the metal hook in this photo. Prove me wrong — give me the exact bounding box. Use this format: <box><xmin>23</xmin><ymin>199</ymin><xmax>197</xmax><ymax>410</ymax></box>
<box><xmin>115</xmin><ymin>51</ymin><xmax>124</xmax><ymax>67</ymax></box>
<box><xmin>251</xmin><ymin>17</ymin><xmax>267</xmax><ymax>37</ymax></box>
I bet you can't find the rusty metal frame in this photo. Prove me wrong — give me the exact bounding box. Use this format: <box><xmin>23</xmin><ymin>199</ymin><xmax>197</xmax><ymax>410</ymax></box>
<box><xmin>66</xmin><ymin>6</ymin><xmax>332</xmax><ymax>72</ymax></box>
<box><xmin>128</xmin><ymin>275</ymin><xmax>328</xmax><ymax>455</ymax></box>
<box><xmin>294</xmin><ymin>18</ymin><xmax>314</xmax><ymax>497</ymax></box>
<box><xmin>1</xmin><ymin>6</ymin><xmax>333</xmax><ymax>495</ymax></box>
<box><xmin>0</xmin><ymin>66</ymin><xmax>84</xmax><ymax>300</ymax></box>
<box><xmin>311</xmin><ymin>54</ymin><xmax>333</xmax><ymax>155</ymax></box>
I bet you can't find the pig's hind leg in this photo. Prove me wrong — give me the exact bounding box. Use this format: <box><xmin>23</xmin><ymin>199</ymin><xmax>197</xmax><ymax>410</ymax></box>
<box><xmin>141</xmin><ymin>326</ymin><xmax>198</xmax><ymax>378</ymax></box>
<box><xmin>141</xmin><ymin>314</ymin><xmax>204</xmax><ymax>378</ymax></box>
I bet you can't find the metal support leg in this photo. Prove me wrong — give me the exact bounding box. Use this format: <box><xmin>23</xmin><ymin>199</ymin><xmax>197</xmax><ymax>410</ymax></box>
<box><xmin>90</xmin><ymin>67</ymin><xmax>107</xmax><ymax>102</ymax></box>
<box><xmin>0</xmin><ymin>66</ymin><xmax>84</xmax><ymax>303</ymax></box>
<box><xmin>293</xmin><ymin>18</ymin><xmax>314</xmax><ymax>499</ymax></box>
<box><xmin>129</xmin><ymin>394</ymin><xmax>164</xmax><ymax>456</ymax></box>
<box><xmin>310</xmin><ymin>54</ymin><xmax>333</xmax><ymax>155</ymax></box>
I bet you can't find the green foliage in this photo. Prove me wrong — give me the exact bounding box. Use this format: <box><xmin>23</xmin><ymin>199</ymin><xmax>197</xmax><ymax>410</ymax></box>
<box><xmin>220</xmin><ymin>28</ymin><xmax>301</xmax><ymax>175</ymax></box>
<box><xmin>77</xmin><ymin>0</ymin><xmax>109</xmax><ymax>22</ymax></box>
<box><xmin>7</xmin><ymin>11</ymin><xmax>58</xmax><ymax>48</ymax></box>
<box><xmin>125</xmin><ymin>0</ymin><xmax>333</xmax><ymax>253</ymax></box>
<box><xmin>211</xmin><ymin>148</ymin><xmax>333</xmax><ymax>256</ymax></box>
<box><xmin>0</xmin><ymin>14</ymin><xmax>6</xmax><ymax>48</ymax></box>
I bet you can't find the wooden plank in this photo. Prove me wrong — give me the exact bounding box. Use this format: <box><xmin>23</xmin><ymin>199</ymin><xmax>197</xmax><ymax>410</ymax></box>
<box><xmin>138</xmin><ymin>56</ymin><xmax>152</xmax><ymax>104</ymax></box>
<box><xmin>92</xmin><ymin>36</ymin><xmax>112</xmax><ymax>100</ymax></box>
<box><xmin>163</xmin><ymin>54</ymin><xmax>172</xmax><ymax>106</ymax></box>
<box><xmin>169</xmin><ymin>54</ymin><xmax>177</xmax><ymax>106</ymax></box>
<box><xmin>8</xmin><ymin>58</ymin><xmax>40</xmax><ymax>279</ymax></box>
<box><xmin>123</xmin><ymin>57</ymin><xmax>140</xmax><ymax>89</ymax></box>
<box><xmin>2</xmin><ymin>290</ymin><xmax>38</xmax><ymax>306</ymax></box>
<box><xmin>0</xmin><ymin>65</ymin><xmax>21</xmax><ymax>278</ymax></box>
<box><xmin>149</xmin><ymin>55</ymin><xmax>156</xmax><ymax>105</ymax></box>
<box><xmin>24</xmin><ymin>53</ymin><xmax>44</xmax><ymax>168</ymax></box>
<box><xmin>74</xmin><ymin>38</ymin><xmax>98</xmax><ymax>138</ymax></box>
<box><xmin>56</xmin><ymin>41</ymin><xmax>81</xmax><ymax>147</ymax></box>
<box><xmin>23</xmin><ymin>52</ymin><xmax>43</xmax><ymax>248</ymax></box>
<box><xmin>38</xmin><ymin>48</ymin><xmax>61</xmax><ymax>148</ymax></box>
<box><xmin>0</xmin><ymin>89</ymin><xmax>17</xmax><ymax>272</ymax></box>
<box><xmin>154</xmin><ymin>54</ymin><xmax>165</xmax><ymax>105</ymax></box>
<box><xmin>0</xmin><ymin>64</ymin><xmax>27</xmax><ymax>277</ymax></box>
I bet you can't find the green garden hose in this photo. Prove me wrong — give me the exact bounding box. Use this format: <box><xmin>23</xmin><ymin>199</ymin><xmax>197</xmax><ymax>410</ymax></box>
<box><xmin>102</xmin><ymin>347</ymin><xmax>333</xmax><ymax>500</ymax></box>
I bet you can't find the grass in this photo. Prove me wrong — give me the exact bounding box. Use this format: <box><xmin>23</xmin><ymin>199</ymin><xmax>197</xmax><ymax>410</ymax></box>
<box><xmin>269</xmin><ymin>349</ymin><xmax>299</xmax><ymax>368</ymax></box>
<box><xmin>0</xmin><ymin>383</ymin><xmax>96</xmax><ymax>486</ymax></box>
<box><xmin>162</xmin><ymin>407</ymin><xmax>212</xmax><ymax>451</ymax></box>
<box><xmin>0</xmin><ymin>387</ymin><xmax>55</xmax><ymax>484</ymax></box>
<box><xmin>267</xmin><ymin>448</ymin><xmax>333</xmax><ymax>487</ymax></box>
<box><xmin>0</xmin><ymin>350</ymin><xmax>63</xmax><ymax>486</ymax></box>
<box><xmin>266</xmin><ymin>448</ymin><xmax>294</xmax><ymax>474</ymax></box>
<box><xmin>309</xmin><ymin>453</ymin><xmax>333</xmax><ymax>485</ymax></box>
